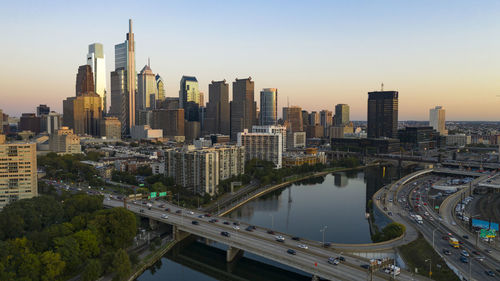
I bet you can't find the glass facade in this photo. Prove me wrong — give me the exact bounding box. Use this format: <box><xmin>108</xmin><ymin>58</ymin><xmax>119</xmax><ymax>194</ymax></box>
<box><xmin>259</xmin><ymin>88</ymin><xmax>278</xmax><ymax>125</ymax></box>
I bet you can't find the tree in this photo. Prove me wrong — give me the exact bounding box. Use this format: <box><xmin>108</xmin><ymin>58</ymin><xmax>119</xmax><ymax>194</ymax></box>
<box><xmin>112</xmin><ymin>249</ymin><xmax>131</xmax><ymax>281</ymax></box>
<box><xmin>81</xmin><ymin>259</ymin><xmax>102</xmax><ymax>281</ymax></box>
<box><xmin>53</xmin><ymin>235</ymin><xmax>81</xmax><ymax>273</ymax></box>
<box><xmin>64</xmin><ymin>194</ymin><xmax>103</xmax><ymax>219</ymax></box>
<box><xmin>90</xmin><ymin>208</ymin><xmax>136</xmax><ymax>250</ymax></box>
<box><xmin>73</xmin><ymin>230</ymin><xmax>100</xmax><ymax>261</ymax></box>
<box><xmin>39</xmin><ymin>251</ymin><xmax>65</xmax><ymax>281</ymax></box>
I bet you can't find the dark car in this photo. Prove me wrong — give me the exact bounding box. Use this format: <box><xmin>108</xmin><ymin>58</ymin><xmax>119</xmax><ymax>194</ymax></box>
<box><xmin>233</xmin><ymin>222</ymin><xmax>240</xmax><ymax>226</ymax></box>
<box><xmin>442</xmin><ymin>236</ymin><xmax>449</xmax><ymax>240</ymax></box>
<box><xmin>360</xmin><ymin>264</ymin><xmax>370</xmax><ymax>269</ymax></box>
<box><xmin>221</xmin><ymin>231</ymin><xmax>230</xmax><ymax>237</ymax></box>
<box><xmin>460</xmin><ymin>256</ymin><xmax>469</xmax><ymax>263</ymax></box>
<box><xmin>337</xmin><ymin>256</ymin><xmax>345</xmax><ymax>262</ymax></box>
<box><xmin>245</xmin><ymin>226</ymin><xmax>254</xmax><ymax>232</ymax></box>
<box><xmin>267</xmin><ymin>230</ymin><xmax>275</xmax><ymax>234</ymax></box>
<box><xmin>165</xmin><ymin>208</ymin><xmax>170</xmax><ymax>212</ymax></box>
<box><xmin>223</xmin><ymin>221</ymin><xmax>230</xmax><ymax>225</ymax></box>
<box><xmin>292</xmin><ymin>236</ymin><xmax>300</xmax><ymax>241</ymax></box>
<box><xmin>463</xmin><ymin>235</ymin><xmax>469</xmax><ymax>239</ymax></box>
<box><xmin>287</xmin><ymin>249</ymin><xmax>296</xmax><ymax>255</ymax></box>
<box><xmin>472</xmin><ymin>250</ymin><xmax>480</xmax><ymax>255</ymax></box>
<box><xmin>192</xmin><ymin>220</ymin><xmax>199</xmax><ymax>225</ymax></box>
<box><xmin>323</xmin><ymin>242</ymin><xmax>331</xmax><ymax>248</ymax></box>
<box><xmin>139</xmin><ymin>209</ymin><xmax>145</xmax><ymax>213</ymax></box>
<box><xmin>209</xmin><ymin>218</ymin><xmax>218</xmax><ymax>223</ymax></box>
<box><xmin>176</xmin><ymin>210</ymin><xmax>182</xmax><ymax>214</ymax></box>
<box><xmin>443</xmin><ymin>249</ymin><xmax>451</xmax><ymax>255</ymax></box>
<box><xmin>205</xmin><ymin>214</ymin><xmax>212</xmax><ymax>217</ymax></box>
<box><xmin>485</xmin><ymin>270</ymin><xmax>495</xmax><ymax>277</ymax></box>
<box><xmin>383</xmin><ymin>207</ymin><xmax>388</xmax><ymax>211</ymax></box>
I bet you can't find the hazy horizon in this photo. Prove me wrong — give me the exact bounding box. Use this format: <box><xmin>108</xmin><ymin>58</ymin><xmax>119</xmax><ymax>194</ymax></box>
<box><xmin>1</xmin><ymin>0</ymin><xmax>500</xmax><ymax>121</ymax></box>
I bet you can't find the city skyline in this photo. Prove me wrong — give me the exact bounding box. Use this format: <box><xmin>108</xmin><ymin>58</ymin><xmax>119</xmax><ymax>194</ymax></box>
<box><xmin>1</xmin><ymin>1</ymin><xmax>500</xmax><ymax>120</ymax></box>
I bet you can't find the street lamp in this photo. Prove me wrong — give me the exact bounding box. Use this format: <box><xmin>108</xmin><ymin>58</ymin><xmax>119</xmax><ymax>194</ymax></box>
<box><xmin>432</xmin><ymin>228</ymin><xmax>438</xmax><ymax>250</ymax></box>
<box><xmin>320</xmin><ymin>226</ymin><xmax>328</xmax><ymax>246</ymax></box>
<box><xmin>425</xmin><ymin>259</ymin><xmax>432</xmax><ymax>280</ymax></box>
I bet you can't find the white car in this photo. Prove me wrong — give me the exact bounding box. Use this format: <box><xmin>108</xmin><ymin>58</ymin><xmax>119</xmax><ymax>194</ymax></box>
<box><xmin>233</xmin><ymin>226</ymin><xmax>240</xmax><ymax>230</ymax></box>
<box><xmin>275</xmin><ymin>235</ymin><xmax>285</xmax><ymax>242</ymax></box>
<box><xmin>161</xmin><ymin>214</ymin><xmax>168</xmax><ymax>219</ymax></box>
<box><xmin>188</xmin><ymin>211</ymin><xmax>194</xmax><ymax>215</ymax></box>
<box><xmin>298</xmin><ymin>244</ymin><xmax>308</xmax><ymax>249</ymax></box>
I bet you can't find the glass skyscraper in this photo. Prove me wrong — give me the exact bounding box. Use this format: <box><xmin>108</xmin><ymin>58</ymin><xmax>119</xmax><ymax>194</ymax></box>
<box><xmin>87</xmin><ymin>43</ymin><xmax>106</xmax><ymax>113</ymax></box>
<box><xmin>259</xmin><ymin>88</ymin><xmax>278</xmax><ymax>126</ymax></box>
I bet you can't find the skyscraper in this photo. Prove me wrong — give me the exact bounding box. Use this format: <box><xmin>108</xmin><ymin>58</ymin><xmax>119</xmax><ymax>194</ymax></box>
<box><xmin>63</xmin><ymin>93</ymin><xmax>102</xmax><ymax>136</ymax></box>
<box><xmin>259</xmin><ymin>88</ymin><xmax>278</xmax><ymax>126</ymax></box>
<box><xmin>334</xmin><ymin>104</ymin><xmax>350</xmax><ymax>126</ymax></box>
<box><xmin>367</xmin><ymin>91</ymin><xmax>398</xmax><ymax>138</ymax></box>
<box><xmin>283</xmin><ymin>106</ymin><xmax>303</xmax><ymax>133</ymax></box>
<box><xmin>156</xmin><ymin>74</ymin><xmax>165</xmax><ymax>101</ymax></box>
<box><xmin>110</xmin><ymin>19</ymin><xmax>136</xmax><ymax>136</ymax></box>
<box><xmin>87</xmin><ymin>43</ymin><xmax>106</xmax><ymax>113</ymax></box>
<box><xmin>206</xmin><ymin>80</ymin><xmax>230</xmax><ymax>135</ymax></box>
<box><xmin>36</xmin><ymin>104</ymin><xmax>50</xmax><ymax>116</ymax></box>
<box><xmin>230</xmin><ymin>77</ymin><xmax>256</xmax><ymax>140</ymax></box>
<box><xmin>179</xmin><ymin>76</ymin><xmax>200</xmax><ymax>121</ymax></box>
<box><xmin>429</xmin><ymin>106</ymin><xmax>447</xmax><ymax>135</ymax></box>
<box><xmin>75</xmin><ymin>65</ymin><xmax>94</xmax><ymax>95</ymax></box>
<box><xmin>137</xmin><ymin>63</ymin><xmax>158</xmax><ymax>110</ymax></box>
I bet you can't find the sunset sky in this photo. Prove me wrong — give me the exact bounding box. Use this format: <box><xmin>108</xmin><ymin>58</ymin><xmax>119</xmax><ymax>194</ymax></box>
<box><xmin>1</xmin><ymin>0</ymin><xmax>500</xmax><ymax>120</ymax></box>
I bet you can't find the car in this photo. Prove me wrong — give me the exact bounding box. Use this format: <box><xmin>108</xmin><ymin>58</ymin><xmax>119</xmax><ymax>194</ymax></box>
<box><xmin>287</xmin><ymin>249</ymin><xmax>296</xmax><ymax>255</ymax></box>
<box><xmin>223</xmin><ymin>221</ymin><xmax>230</xmax><ymax>225</ymax></box>
<box><xmin>198</xmin><ymin>215</ymin><xmax>204</xmax><ymax>218</ymax></box>
<box><xmin>472</xmin><ymin>250</ymin><xmax>480</xmax><ymax>255</ymax></box>
<box><xmin>139</xmin><ymin>209</ymin><xmax>145</xmax><ymax>213</ymax></box>
<box><xmin>460</xmin><ymin>256</ymin><xmax>469</xmax><ymax>263</ymax></box>
<box><xmin>267</xmin><ymin>230</ymin><xmax>275</xmax><ymax>234</ymax></box>
<box><xmin>233</xmin><ymin>226</ymin><xmax>240</xmax><ymax>230</ymax></box>
<box><xmin>275</xmin><ymin>235</ymin><xmax>285</xmax><ymax>242</ymax></box>
<box><xmin>443</xmin><ymin>249</ymin><xmax>451</xmax><ymax>255</ymax></box>
<box><xmin>165</xmin><ymin>208</ymin><xmax>170</xmax><ymax>212</ymax></box>
<box><xmin>159</xmin><ymin>204</ymin><xmax>165</xmax><ymax>208</ymax></box>
<box><xmin>233</xmin><ymin>222</ymin><xmax>240</xmax><ymax>226</ymax></box>
<box><xmin>328</xmin><ymin>257</ymin><xmax>339</xmax><ymax>265</ymax></box>
<box><xmin>209</xmin><ymin>218</ymin><xmax>218</xmax><ymax>223</ymax></box>
<box><xmin>221</xmin><ymin>231</ymin><xmax>230</xmax><ymax>237</ymax></box>
<box><xmin>298</xmin><ymin>244</ymin><xmax>308</xmax><ymax>249</ymax></box>
<box><xmin>360</xmin><ymin>264</ymin><xmax>370</xmax><ymax>269</ymax></box>
<box><xmin>192</xmin><ymin>220</ymin><xmax>199</xmax><ymax>225</ymax></box>
<box><xmin>188</xmin><ymin>211</ymin><xmax>194</xmax><ymax>215</ymax></box>
<box><xmin>245</xmin><ymin>226</ymin><xmax>254</xmax><ymax>231</ymax></box>
<box><xmin>161</xmin><ymin>214</ymin><xmax>168</xmax><ymax>219</ymax></box>
<box><xmin>463</xmin><ymin>235</ymin><xmax>469</xmax><ymax>239</ymax></box>
<box><xmin>388</xmin><ymin>212</ymin><xmax>393</xmax><ymax>216</ymax></box>
<box><xmin>337</xmin><ymin>256</ymin><xmax>345</xmax><ymax>262</ymax></box>
<box><xmin>204</xmin><ymin>214</ymin><xmax>212</xmax><ymax>217</ymax></box>
<box><xmin>292</xmin><ymin>236</ymin><xmax>300</xmax><ymax>241</ymax></box>
<box><xmin>383</xmin><ymin>207</ymin><xmax>388</xmax><ymax>211</ymax></box>
<box><xmin>485</xmin><ymin>270</ymin><xmax>496</xmax><ymax>277</ymax></box>
<box><xmin>323</xmin><ymin>242</ymin><xmax>331</xmax><ymax>248</ymax></box>
<box><xmin>442</xmin><ymin>236</ymin><xmax>450</xmax><ymax>240</ymax></box>
<box><xmin>176</xmin><ymin>210</ymin><xmax>182</xmax><ymax>214</ymax></box>
<box><xmin>485</xmin><ymin>249</ymin><xmax>492</xmax><ymax>254</ymax></box>
<box><xmin>461</xmin><ymin>250</ymin><xmax>469</xmax><ymax>257</ymax></box>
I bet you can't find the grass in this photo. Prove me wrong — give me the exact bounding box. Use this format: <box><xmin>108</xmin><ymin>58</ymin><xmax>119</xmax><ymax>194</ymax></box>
<box><xmin>399</xmin><ymin>234</ymin><xmax>460</xmax><ymax>281</ymax></box>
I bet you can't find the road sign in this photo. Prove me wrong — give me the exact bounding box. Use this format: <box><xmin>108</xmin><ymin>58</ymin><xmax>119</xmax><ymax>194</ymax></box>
<box><xmin>480</xmin><ymin>229</ymin><xmax>496</xmax><ymax>238</ymax></box>
<box><xmin>150</xmin><ymin>192</ymin><xmax>157</xmax><ymax>199</ymax></box>
<box><xmin>159</xmin><ymin>192</ymin><xmax>167</xmax><ymax>197</ymax></box>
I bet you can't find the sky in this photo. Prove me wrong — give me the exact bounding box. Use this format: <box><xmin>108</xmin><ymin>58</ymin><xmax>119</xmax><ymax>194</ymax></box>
<box><xmin>1</xmin><ymin>0</ymin><xmax>500</xmax><ymax>121</ymax></box>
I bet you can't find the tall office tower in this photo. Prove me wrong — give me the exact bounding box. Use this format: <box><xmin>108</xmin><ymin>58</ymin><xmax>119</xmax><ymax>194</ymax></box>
<box><xmin>0</xmin><ymin>109</ymin><xmax>2</xmax><ymax>134</ymax></box>
<box><xmin>137</xmin><ymin>63</ymin><xmax>158</xmax><ymax>110</ymax></box>
<box><xmin>283</xmin><ymin>106</ymin><xmax>303</xmax><ymax>133</ymax></box>
<box><xmin>320</xmin><ymin>110</ymin><xmax>333</xmax><ymax>136</ymax></box>
<box><xmin>36</xmin><ymin>104</ymin><xmax>50</xmax><ymax>116</ymax></box>
<box><xmin>87</xmin><ymin>43</ymin><xmax>106</xmax><ymax>113</ymax></box>
<box><xmin>111</xmin><ymin>19</ymin><xmax>136</xmax><ymax>136</ymax></box>
<box><xmin>199</xmin><ymin>92</ymin><xmax>205</xmax><ymax>107</ymax></box>
<box><xmin>334</xmin><ymin>104</ymin><xmax>350</xmax><ymax>126</ymax></box>
<box><xmin>429</xmin><ymin>106</ymin><xmax>447</xmax><ymax>135</ymax></box>
<box><xmin>75</xmin><ymin>65</ymin><xmax>95</xmax><ymax>96</ymax></box>
<box><xmin>205</xmin><ymin>80</ymin><xmax>230</xmax><ymax>135</ymax></box>
<box><xmin>259</xmin><ymin>88</ymin><xmax>278</xmax><ymax>126</ymax></box>
<box><xmin>230</xmin><ymin>77</ymin><xmax>256</xmax><ymax>140</ymax></box>
<box><xmin>19</xmin><ymin>113</ymin><xmax>41</xmax><ymax>134</ymax></box>
<box><xmin>301</xmin><ymin>110</ymin><xmax>309</xmax><ymax>130</ymax></box>
<box><xmin>309</xmin><ymin>111</ymin><xmax>320</xmax><ymax>125</ymax></box>
<box><xmin>156</xmin><ymin>74</ymin><xmax>165</xmax><ymax>101</ymax></box>
<box><xmin>63</xmin><ymin>93</ymin><xmax>102</xmax><ymax>136</ymax></box>
<box><xmin>179</xmin><ymin>76</ymin><xmax>200</xmax><ymax>122</ymax></box>
<box><xmin>40</xmin><ymin>111</ymin><xmax>61</xmax><ymax>135</ymax></box>
<box><xmin>0</xmin><ymin>140</ymin><xmax>37</xmax><ymax>209</ymax></box>
<box><xmin>367</xmin><ymin>91</ymin><xmax>398</xmax><ymax>138</ymax></box>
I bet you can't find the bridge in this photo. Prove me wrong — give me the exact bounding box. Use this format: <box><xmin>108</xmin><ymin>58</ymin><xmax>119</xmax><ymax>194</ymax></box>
<box><xmin>104</xmin><ymin>199</ymin><xmax>424</xmax><ymax>281</ymax></box>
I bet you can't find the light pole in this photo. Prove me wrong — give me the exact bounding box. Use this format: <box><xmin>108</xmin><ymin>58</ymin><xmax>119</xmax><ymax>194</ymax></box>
<box><xmin>425</xmin><ymin>259</ymin><xmax>432</xmax><ymax>280</ymax></box>
<box><xmin>432</xmin><ymin>228</ymin><xmax>438</xmax><ymax>250</ymax></box>
<box><xmin>270</xmin><ymin>214</ymin><xmax>274</xmax><ymax>229</ymax></box>
<box><xmin>320</xmin><ymin>226</ymin><xmax>328</xmax><ymax>246</ymax></box>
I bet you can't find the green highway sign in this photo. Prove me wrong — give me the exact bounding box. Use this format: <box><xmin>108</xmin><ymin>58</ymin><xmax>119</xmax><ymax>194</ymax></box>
<box><xmin>159</xmin><ymin>192</ymin><xmax>167</xmax><ymax>197</ymax></box>
<box><xmin>150</xmin><ymin>192</ymin><xmax>157</xmax><ymax>199</ymax></box>
<box><xmin>139</xmin><ymin>183</ymin><xmax>145</xmax><ymax>187</ymax></box>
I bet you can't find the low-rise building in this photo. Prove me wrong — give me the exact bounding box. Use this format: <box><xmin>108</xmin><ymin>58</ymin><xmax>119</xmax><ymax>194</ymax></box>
<box><xmin>282</xmin><ymin>147</ymin><xmax>327</xmax><ymax>167</ymax></box>
<box><xmin>287</xmin><ymin>131</ymin><xmax>306</xmax><ymax>150</ymax></box>
<box><xmin>100</xmin><ymin>117</ymin><xmax>121</xmax><ymax>139</ymax></box>
<box><xmin>131</xmin><ymin>125</ymin><xmax>163</xmax><ymax>140</ymax></box>
<box><xmin>331</xmin><ymin>137</ymin><xmax>400</xmax><ymax>154</ymax></box>
<box><xmin>446</xmin><ymin>134</ymin><xmax>471</xmax><ymax>146</ymax></box>
<box><xmin>49</xmin><ymin>127</ymin><xmax>81</xmax><ymax>154</ymax></box>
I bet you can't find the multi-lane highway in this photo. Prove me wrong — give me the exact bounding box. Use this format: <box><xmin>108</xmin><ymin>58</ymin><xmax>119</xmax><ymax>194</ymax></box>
<box><xmin>105</xmin><ymin>198</ymin><xmax>426</xmax><ymax>281</ymax></box>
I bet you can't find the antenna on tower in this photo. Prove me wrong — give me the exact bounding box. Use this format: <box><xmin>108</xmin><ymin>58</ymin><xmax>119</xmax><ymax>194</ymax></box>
<box><xmin>148</xmin><ymin>57</ymin><xmax>150</xmax><ymax>67</ymax></box>
<box><xmin>287</xmin><ymin>96</ymin><xmax>289</xmax><ymax>107</ymax></box>
<box><xmin>381</xmin><ymin>83</ymin><xmax>384</xmax><ymax>91</ymax></box>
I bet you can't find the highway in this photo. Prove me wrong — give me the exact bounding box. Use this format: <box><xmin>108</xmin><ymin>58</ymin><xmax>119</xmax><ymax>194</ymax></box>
<box><xmin>376</xmin><ymin>170</ymin><xmax>500</xmax><ymax>280</ymax></box>
<box><xmin>105</xmin><ymin>198</ymin><xmax>425</xmax><ymax>281</ymax></box>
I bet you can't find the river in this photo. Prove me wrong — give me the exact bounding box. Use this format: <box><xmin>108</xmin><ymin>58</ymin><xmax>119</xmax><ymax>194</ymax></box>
<box><xmin>137</xmin><ymin>166</ymin><xmax>407</xmax><ymax>281</ymax></box>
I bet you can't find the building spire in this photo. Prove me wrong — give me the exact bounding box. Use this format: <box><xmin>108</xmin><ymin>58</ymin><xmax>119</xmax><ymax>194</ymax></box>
<box><xmin>148</xmin><ymin>57</ymin><xmax>150</xmax><ymax>67</ymax></box>
<box><xmin>129</xmin><ymin>19</ymin><xmax>133</xmax><ymax>33</ymax></box>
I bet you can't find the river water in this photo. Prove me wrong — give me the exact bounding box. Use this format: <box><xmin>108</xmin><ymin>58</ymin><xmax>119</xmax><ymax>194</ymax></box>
<box><xmin>137</xmin><ymin>166</ymin><xmax>405</xmax><ymax>281</ymax></box>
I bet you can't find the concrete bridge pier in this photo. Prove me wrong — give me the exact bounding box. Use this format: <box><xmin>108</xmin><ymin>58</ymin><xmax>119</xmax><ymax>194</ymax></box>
<box><xmin>172</xmin><ymin>225</ymin><xmax>190</xmax><ymax>241</ymax></box>
<box><xmin>149</xmin><ymin>218</ymin><xmax>159</xmax><ymax>230</ymax></box>
<box><xmin>226</xmin><ymin>246</ymin><xmax>243</xmax><ymax>262</ymax></box>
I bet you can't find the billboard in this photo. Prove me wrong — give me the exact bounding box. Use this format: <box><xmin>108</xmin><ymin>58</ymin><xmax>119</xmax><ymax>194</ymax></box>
<box><xmin>471</xmin><ymin>218</ymin><xmax>499</xmax><ymax>231</ymax></box>
<box><xmin>480</xmin><ymin>229</ymin><xmax>497</xmax><ymax>238</ymax></box>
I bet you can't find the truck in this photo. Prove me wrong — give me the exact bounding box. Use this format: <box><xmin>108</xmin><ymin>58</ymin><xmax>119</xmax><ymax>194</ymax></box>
<box><xmin>414</xmin><ymin>215</ymin><xmax>423</xmax><ymax>224</ymax></box>
<box><xmin>449</xmin><ymin>237</ymin><xmax>460</xmax><ymax>248</ymax></box>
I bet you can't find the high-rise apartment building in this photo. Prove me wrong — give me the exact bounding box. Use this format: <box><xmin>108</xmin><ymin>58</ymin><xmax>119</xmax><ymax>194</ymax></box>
<box><xmin>0</xmin><ymin>140</ymin><xmax>37</xmax><ymax>209</ymax></box>
<box><xmin>259</xmin><ymin>88</ymin><xmax>278</xmax><ymax>126</ymax></box>
<box><xmin>237</xmin><ymin>129</ymin><xmax>283</xmax><ymax>168</ymax></box>
<box><xmin>252</xmin><ymin>125</ymin><xmax>287</xmax><ymax>152</ymax></box>
<box><xmin>230</xmin><ymin>77</ymin><xmax>256</xmax><ymax>140</ymax></box>
<box><xmin>137</xmin><ymin>64</ymin><xmax>158</xmax><ymax>110</ymax></box>
<box><xmin>87</xmin><ymin>43</ymin><xmax>106</xmax><ymax>113</ymax></box>
<box><xmin>429</xmin><ymin>106</ymin><xmax>447</xmax><ymax>135</ymax></box>
<box><xmin>367</xmin><ymin>91</ymin><xmax>398</xmax><ymax>138</ymax></box>
<box><xmin>41</xmin><ymin>111</ymin><xmax>61</xmax><ymax>135</ymax></box>
<box><xmin>110</xmin><ymin>19</ymin><xmax>136</xmax><ymax>136</ymax></box>
<box><xmin>283</xmin><ymin>106</ymin><xmax>303</xmax><ymax>133</ymax></box>
<box><xmin>334</xmin><ymin>104</ymin><xmax>350</xmax><ymax>126</ymax></box>
<box><xmin>36</xmin><ymin>104</ymin><xmax>50</xmax><ymax>116</ymax></box>
<box><xmin>205</xmin><ymin>80</ymin><xmax>230</xmax><ymax>135</ymax></box>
